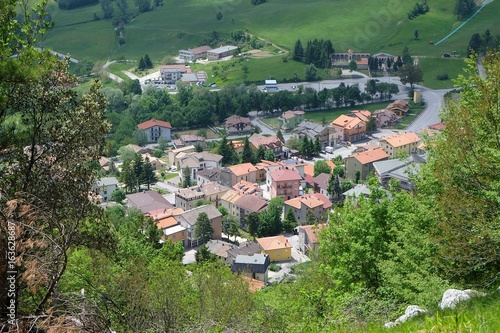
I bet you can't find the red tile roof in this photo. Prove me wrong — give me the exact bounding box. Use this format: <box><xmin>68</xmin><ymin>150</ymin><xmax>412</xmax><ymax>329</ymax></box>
<box><xmin>229</xmin><ymin>163</ymin><xmax>258</xmax><ymax>177</ymax></box>
<box><xmin>381</xmin><ymin>132</ymin><xmax>421</xmax><ymax>148</ymax></box>
<box><xmin>331</xmin><ymin>115</ymin><xmax>363</xmax><ymax>129</ymax></box>
<box><xmin>137</xmin><ymin>118</ymin><xmax>172</xmax><ymax>130</ymax></box>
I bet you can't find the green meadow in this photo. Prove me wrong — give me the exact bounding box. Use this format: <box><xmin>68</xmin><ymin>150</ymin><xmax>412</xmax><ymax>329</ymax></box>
<box><xmin>41</xmin><ymin>0</ymin><xmax>500</xmax><ymax>88</ymax></box>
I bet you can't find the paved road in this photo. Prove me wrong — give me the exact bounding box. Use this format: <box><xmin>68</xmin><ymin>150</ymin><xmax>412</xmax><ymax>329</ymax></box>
<box><xmin>406</xmin><ymin>86</ymin><xmax>450</xmax><ymax>132</ymax></box>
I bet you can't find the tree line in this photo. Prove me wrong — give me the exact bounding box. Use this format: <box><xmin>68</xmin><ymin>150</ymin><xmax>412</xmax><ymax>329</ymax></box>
<box><xmin>103</xmin><ymin>80</ymin><xmax>398</xmax><ymax>155</ymax></box>
<box><xmin>293</xmin><ymin>38</ymin><xmax>334</xmax><ymax>68</ymax></box>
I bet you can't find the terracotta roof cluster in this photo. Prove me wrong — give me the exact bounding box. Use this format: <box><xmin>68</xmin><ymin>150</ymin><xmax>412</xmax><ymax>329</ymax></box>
<box><xmin>137</xmin><ymin>118</ymin><xmax>172</xmax><ymax>130</ymax></box>
<box><xmin>257</xmin><ymin>235</ymin><xmax>291</xmax><ymax>251</ymax></box>
<box><xmin>350</xmin><ymin>148</ymin><xmax>389</xmax><ymax>164</ymax></box>
<box><xmin>381</xmin><ymin>132</ymin><xmax>421</xmax><ymax>148</ymax></box>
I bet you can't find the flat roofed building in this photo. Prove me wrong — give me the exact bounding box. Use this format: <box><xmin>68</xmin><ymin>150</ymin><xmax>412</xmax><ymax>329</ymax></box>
<box><xmin>207</xmin><ymin>45</ymin><xmax>238</xmax><ymax>60</ymax></box>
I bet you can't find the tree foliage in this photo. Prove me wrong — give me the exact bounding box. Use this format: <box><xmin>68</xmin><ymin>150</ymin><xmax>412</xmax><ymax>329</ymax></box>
<box><xmin>195</xmin><ymin>212</ymin><xmax>214</xmax><ymax>244</ymax></box>
<box><xmin>422</xmin><ymin>53</ymin><xmax>500</xmax><ymax>287</ymax></box>
<box><xmin>313</xmin><ymin>160</ymin><xmax>332</xmax><ymax>177</ymax></box>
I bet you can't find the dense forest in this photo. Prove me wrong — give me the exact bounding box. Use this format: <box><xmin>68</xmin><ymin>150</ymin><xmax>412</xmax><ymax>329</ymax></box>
<box><xmin>1</xmin><ymin>1</ymin><xmax>500</xmax><ymax>331</ymax></box>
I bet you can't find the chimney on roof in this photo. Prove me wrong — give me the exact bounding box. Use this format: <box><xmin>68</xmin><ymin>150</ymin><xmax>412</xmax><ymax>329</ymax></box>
<box><xmin>248</xmin><ymin>252</ymin><xmax>253</xmax><ymax>256</ymax></box>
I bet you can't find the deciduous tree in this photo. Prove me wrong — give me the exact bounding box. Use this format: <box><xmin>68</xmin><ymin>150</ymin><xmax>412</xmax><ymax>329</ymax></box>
<box><xmin>195</xmin><ymin>212</ymin><xmax>214</xmax><ymax>244</ymax></box>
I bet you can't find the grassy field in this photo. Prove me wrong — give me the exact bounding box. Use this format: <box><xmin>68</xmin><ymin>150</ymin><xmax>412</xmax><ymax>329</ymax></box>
<box><xmin>42</xmin><ymin>0</ymin><xmax>500</xmax><ymax>59</ymax></box>
<box><xmin>417</xmin><ymin>57</ymin><xmax>467</xmax><ymax>89</ymax></box>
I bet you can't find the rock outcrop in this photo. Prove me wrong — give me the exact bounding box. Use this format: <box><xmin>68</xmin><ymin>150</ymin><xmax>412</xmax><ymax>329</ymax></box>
<box><xmin>438</xmin><ymin>289</ymin><xmax>486</xmax><ymax>310</ymax></box>
<box><xmin>384</xmin><ymin>305</ymin><xmax>427</xmax><ymax>328</ymax></box>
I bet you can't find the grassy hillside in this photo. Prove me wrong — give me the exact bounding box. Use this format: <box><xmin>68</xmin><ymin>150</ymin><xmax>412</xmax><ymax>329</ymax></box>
<box><xmin>40</xmin><ymin>0</ymin><xmax>500</xmax><ymax>88</ymax></box>
<box><xmin>42</xmin><ymin>0</ymin><xmax>500</xmax><ymax>60</ymax></box>
<box><xmin>366</xmin><ymin>291</ymin><xmax>500</xmax><ymax>333</ymax></box>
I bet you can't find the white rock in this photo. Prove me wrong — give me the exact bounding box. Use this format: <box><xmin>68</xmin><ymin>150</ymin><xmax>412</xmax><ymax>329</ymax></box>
<box><xmin>384</xmin><ymin>305</ymin><xmax>427</xmax><ymax>328</ymax></box>
<box><xmin>439</xmin><ymin>289</ymin><xmax>486</xmax><ymax>309</ymax></box>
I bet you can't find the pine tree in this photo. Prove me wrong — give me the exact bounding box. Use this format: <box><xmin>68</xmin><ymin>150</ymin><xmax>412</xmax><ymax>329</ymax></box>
<box><xmin>138</xmin><ymin>57</ymin><xmax>146</xmax><ymax>70</ymax></box>
<box><xmin>256</xmin><ymin>145</ymin><xmax>266</xmax><ymax>162</ymax></box>
<box><xmin>195</xmin><ymin>212</ymin><xmax>214</xmax><ymax>244</ymax></box>
<box><xmin>276</xmin><ymin>129</ymin><xmax>285</xmax><ymax>143</ymax></box>
<box><xmin>314</xmin><ymin>136</ymin><xmax>321</xmax><ymax>155</ymax></box>
<box><xmin>182</xmin><ymin>166</ymin><xmax>192</xmax><ymax>188</ymax></box>
<box><xmin>293</xmin><ymin>39</ymin><xmax>304</xmax><ymax>62</ymax></box>
<box><xmin>144</xmin><ymin>54</ymin><xmax>153</xmax><ymax>69</ymax></box>
<box><xmin>283</xmin><ymin>208</ymin><xmax>298</xmax><ymax>232</ymax></box>
<box><xmin>133</xmin><ymin>153</ymin><xmax>144</xmax><ymax>191</ymax></box>
<box><xmin>241</xmin><ymin>136</ymin><xmax>254</xmax><ymax>163</ymax></box>
<box><xmin>142</xmin><ymin>156</ymin><xmax>157</xmax><ymax>190</ymax></box>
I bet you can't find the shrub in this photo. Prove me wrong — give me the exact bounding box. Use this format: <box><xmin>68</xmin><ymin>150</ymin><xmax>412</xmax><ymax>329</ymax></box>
<box><xmin>269</xmin><ymin>263</ymin><xmax>281</xmax><ymax>272</ymax></box>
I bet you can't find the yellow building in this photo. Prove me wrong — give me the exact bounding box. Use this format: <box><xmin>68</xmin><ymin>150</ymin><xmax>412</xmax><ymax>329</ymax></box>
<box><xmin>257</xmin><ymin>235</ymin><xmax>292</xmax><ymax>261</ymax></box>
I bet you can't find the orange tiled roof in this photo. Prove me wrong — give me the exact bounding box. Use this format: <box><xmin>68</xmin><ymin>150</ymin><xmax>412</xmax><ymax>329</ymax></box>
<box><xmin>229</xmin><ymin>163</ymin><xmax>258</xmax><ymax>176</ymax></box>
<box><xmin>350</xmin><ymin>110</ymin><xmax>372</xmax><ymax>122</ymax></box>
<box><xmin>299</xmin><ymin>224</ymin><xmax>327</xmax><ymax>244</ymax></box>
<box><xmin>304</xmin><ymin>164</ymin><xmax>314</xmax><ymax>177</ymax></box>
<box><xmin>352</xmin><ymin>148</ymin><xmax>389</xmax><ymax>164</ymax></box>
<box><xmin>156</xmin><ymin>216</ymin><xmax>179</xmax><ymax>229</ymax></box>
<box><xmin>331</xmin><ymin>115</ymin><xmax>363</xmax><ymax>130</ymax></box>
<box><xmin>257</xmin><ymin>235</ymin><xmax>291</xmax><ymax>251</ymax></box>
<box><xmin>137</xmin><ymin>118</ymin><xmax>172</xmax><ymax>130</ymax></box>
<box><xmin>381</xmin><ymin>132</ymin><xmax>421</xmax><ymax>148</ymax></box>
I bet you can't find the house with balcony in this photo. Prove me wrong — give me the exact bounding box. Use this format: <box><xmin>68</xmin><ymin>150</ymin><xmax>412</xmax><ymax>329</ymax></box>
<box><xmin>159</xmin><ymin>64</ymin><xmax>190</xmax><ymax>84</ymax></box>
<box><xmin>225</xmin><ymin>115</ymin><xmax>254</xmax><ymax>134</ymax></box>
<box><xmin>344</xmin><ymin>148</ymin><xmax>389</xmax><ymax>181</ymax></box>
<box><xmin>137</xmin><ymin>118</ymin><xmax>172</xmax><ymax>143</ymax></box>
<box><xmin>279</xmin><ymin>110</ymin><xmax>305</xmax><ymax>131</ymax></box>
<box><xmin>284</xmin><ymin>193</ymin><xmax>332</xmax><ymax>225</ymax></box>
<box><xmin>379</xmin><ymin>132</ymin><xmax>421</xmax><ymax>159</ymax></box>
<box><xmin>330</xmin><ymin>115</ymin><xmax>366</xmax><ymax>145</ymax></box>
<box><xmin>267</xmin><ymin>166</ymin><xmax>302</xmax><ymax>200</ymax></box>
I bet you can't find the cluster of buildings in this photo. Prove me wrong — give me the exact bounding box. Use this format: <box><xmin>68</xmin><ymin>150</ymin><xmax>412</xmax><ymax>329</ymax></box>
<box><xmin>330</xmin><ymin>50</ymin><xmax>396</xmax><ymax>70</ymax></box>
<box><xmin>92</xmin><ymin>95</ymin><xmax>447</xmax><ymax>288</ymax></box>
